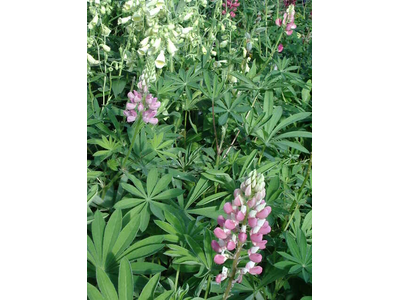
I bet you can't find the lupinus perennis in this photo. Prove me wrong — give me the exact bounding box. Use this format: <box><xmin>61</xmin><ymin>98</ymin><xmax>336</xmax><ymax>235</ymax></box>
<box><xmin>212</xmin><ymin>170</ymin><xmax>272</xmax><ymax>299</ymax></box>
<box><xmin>123</xmin><ymin>58</ymin><xmax>160</xmax><ymax>125</ymax></box>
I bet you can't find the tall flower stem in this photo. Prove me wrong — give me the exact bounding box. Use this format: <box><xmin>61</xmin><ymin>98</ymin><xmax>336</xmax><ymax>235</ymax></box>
<box><xmin>222</xmin><ymin>241</ymin><xmax>244</xmax><ymax>300</ymax></box>
<box><xmin>122</xmin><ymin>114</ymin><xmax>143</xmax><ymax>168</ymax></box>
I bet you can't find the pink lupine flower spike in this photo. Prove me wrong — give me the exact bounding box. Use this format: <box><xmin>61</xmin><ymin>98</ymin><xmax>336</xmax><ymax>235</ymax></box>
<box><xmin>212</xmin><ymin>170</ymin><xmax>272</xmax><ymax>300</ymax></box>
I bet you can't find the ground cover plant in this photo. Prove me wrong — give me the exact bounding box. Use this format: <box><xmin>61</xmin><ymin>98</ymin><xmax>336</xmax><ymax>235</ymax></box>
<box><xmin>87</xmin><ymin>0</ymin><xmax>312</xmax><ymax>299</ymax></box>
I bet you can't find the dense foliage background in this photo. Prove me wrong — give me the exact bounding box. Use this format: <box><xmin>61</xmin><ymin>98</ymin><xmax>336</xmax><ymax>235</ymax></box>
<box><xmin>87</xmin><ymin>0</ymin><xmax>312</xmax><ymax>299</ymax></box>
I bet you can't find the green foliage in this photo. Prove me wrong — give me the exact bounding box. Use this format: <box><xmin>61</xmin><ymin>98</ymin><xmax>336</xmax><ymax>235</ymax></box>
<box><xmin>87</xmin><ymin>0</ymin><xmax>312</xmax><ymax>298</ymax></box>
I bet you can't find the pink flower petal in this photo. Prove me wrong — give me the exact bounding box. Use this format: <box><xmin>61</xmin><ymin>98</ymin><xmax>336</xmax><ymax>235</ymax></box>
<box><xmin>239</xmin><ymin>232</ymin><xmax>247</xmax><ymax>242</ymax></box>
<box><xmin>214</xmin><ymin>254</ymin><xmax>227</xmax><ymax>265</ymax></box>
<box><xmin>249</xmin><ymin>253</ymin><xmax>262</xmax><ymax>263</ymax></box>
<box><xmin>214</xmin><ymin>227</ymin><xmax>227</xmax><ymax>239</ymax></box>
<box><xmin>249</xmin><ymin>266</ymin><xmax>263</xmax><ymax>275</ymax></box>
<box><xmin>223</xmin><ymin>202</ymin><xmax>233</xmax><ymax>214</ymax></box>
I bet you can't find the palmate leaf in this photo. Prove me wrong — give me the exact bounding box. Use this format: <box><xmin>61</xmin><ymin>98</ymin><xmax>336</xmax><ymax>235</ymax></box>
<box><xmin>116</xmin><ymin>170</ymin><xmax>183</xmax><ymax>231</ymax></box>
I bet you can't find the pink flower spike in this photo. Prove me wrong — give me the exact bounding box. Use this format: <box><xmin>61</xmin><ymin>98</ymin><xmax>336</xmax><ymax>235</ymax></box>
<box><xmin>275</xmin><ymin>18</ymin><xmax>282</xmax><ymax>27</ymax></box>
<box><xmin>278</xmin><ymin>44</ymin><xmax>283</xmax><ymax>53</ymax></box>
<box><xmin>225</xmin><ymin>219</ymin><xmax>236</xmax><ymax>230</ymax></box>
<box><xmin>236</xmin><ymin>211</ymin><xmax>245</xmax><ymax>222</ymax></box>
<box><xmin>249</xmin><ymin>266</ymin><xmax>263</xmax><ymax>275</ymax></box>
<box><xmin>230</xmin><ymin>11</ymin><xmax>236</xmax><ymax>18</ymax></box>
<box><xmin>216</xmin><ymin>274</ymin><xmax>223</xmax><ymax>283</ymax></box>
<box><xmin>249</xmin><ymin>253</ymin><xmax>262</xmax><ymax>263</ymax></box>
<box><xmin>227</xmin><ymin>240</ymin><xmax>236</xmax><ymax>250</ymax></box>
<box><xmin>127</xmin><ymin>91</ymin><xmax>134</xmax><ymax>100</ymax></box>
<box><xmin>214</xmin><ymin>254</ymin><xmax>227</xmax><ymax>265</ymax></box>
<box><xmin>217</xmin><ymin>215</ymin><xmax>226</xmax><ymax>227</ymax></box>
<box><xmin>248</xmin><ymin>218</ymin><xmax>257</xmax><ymax>228</ymax></box>
<box><xmin>214</xmin><ymin>227</ymin><xmax>227</xmax><ymax>239</ymax></box>
<box><xmin>224</xmin><ymin>202</ymin><xmax>233</xmax><ymax>214</ymax></box>
<box><xmin>233</xmin><ymin>189</ymin><xmax>241</xmax><ymax>197</ymax></box>
<box><xmin>222</xmin><ymin>10</ymin><xmax>226</xmax><ymax>15</ymax></box>
<box><xmin>238</xmin><ymin>232</ymin><xmax>247</xmax><ymax>242</ymax></box>
<box><xmin>211</xmin><ymin>240</ymin><xmax>221</xmax><ymax>252</ymax></box>
<box><xmin>250</xmin><ymin>233</ymin><xmax>263</xmax><ymax>243</ymax></box>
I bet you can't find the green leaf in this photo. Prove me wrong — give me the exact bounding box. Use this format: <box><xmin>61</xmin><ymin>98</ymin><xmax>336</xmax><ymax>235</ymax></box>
<box><xmin>124</xmin><ymin>244</ymin><xmax>164</xmax><ymax>261</ymax></box>
<box><xmin>118</xmin><ymin>257</ymin><xmax>134</xmax><ymax>300</ymax></box>
<box><xmin>230</xmin><ymin>71</ymin><xmax>257</xmax><ymax>89</ymax></box>
<box><xmin>139</xmin><ymin>203</ymin><xmax>150</xmax><ymax>232</ymax></box>
<box><xmin>274</xmin><ymin>260</ymin><xmax>297</xmax><ymax>269</ymax></box>
<box><xmin>274</xmin><ymin>131</ymin><xmax>312</xmax><ymax>140</ymax></box>
<box><xmin>151</xmin><ymin>174</ymin><xmax>173</xmax><ymax>197</ymax></box>
<box><xmin>154</xmin><ymin>290</ymin><xmax>174</xmax><ymax>300</ymax></box>
<box><xmin>269</xmin><ymin>112</ymin><xmax>311</xmax><ymax>138</ymax></box>
<box><xmin>152</xmin><ymin>188</ymin><xmax>184</xmax><ymax>200</ymax></box>
<box><xmin>114</xmin><ymin>198</ymin><xmax>145</xmax><ymax>209</ymax></box>
<box><xmin>274</xmin><ymin>140</ymin><xmax>310</xmax><ymax>153</ymax></box>
<box><xmin>218</xmin><ymin>112</ymin><xmax>229</xmax><ymax>125</ymax></box>
<box><xmin>112</xmin><ymin>79</ymin><xmax>126</xmax><ymax>97</ymax></box>
<box><xmin>185</xmin><ymin>178</ymin><xmax>210</xmax><ymax>209</ymax></box>
<box><xmin>96</xmin><ymin>267</ymin><xmax>118</xmax><ymax>300</ymax></box>
<box><xmin>138</xmin><ymin>273</ymin><xmax>161</xmax><ymax>300</ymax></box>
<box><xmin>286</xmin><ymin>233</ymin><xmax>302</xmax><ymax>260</ymax></box>
<box><xmin>239</xmin><ymin>149</ymin><xmax>258</xmax><ymax>178</ymax></box>
<box><xmin>92</xmin><ymin>210</ymin><xmax>106</xmax><ymax>262</ymax></box>
<box><xmin>111</xmin><ymin>216</ymin><xmax>140</xmax><ymax>259</ymax></box>
<box><xmin>125</xmin><ymin>174</ymin><xmax>147</xmax><ymax>196</ymax></box>
<box><xmin>102</xmin><ymin>210</ymin><xmax>122</xmax><ymax>266</ymax></box>
<box><xmin>130</xmin><ymin>262</ymin><xmax>167</xmax><ymax>274</ymax></box>
<box><xmin>87</xmin><ymin>283</ymin><xmax>106</xmax><ymax>300</ymax></box>
<box><xmin>185</xmin><ymin>234</ymin><xmax>208</xmax><ymax>268</ymax></box>
<box><xmin>146</xmin><ymin>169</ymin><xmax>158</xmax><ymax>196</ymax></box>
<box><xmin>121</xmin><ymin>183</ymin><xmax>146</xmax><ymax>198</ymax></box>
<box><xmin>196</xmin><ymin>192</ymin><xmax>229</xmax><ymax>206</ymax></box>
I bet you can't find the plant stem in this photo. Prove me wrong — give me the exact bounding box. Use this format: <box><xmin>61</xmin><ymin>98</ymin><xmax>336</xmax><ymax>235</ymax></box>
<box><xmin>222</xmin><ymin>240</ymin><xmax>244</xmax><ymax>300</ymax></box>
<box><xmin>222</xmin><ymin>208</ymin><xmax>250</xmax><ymax>300</ymax></box>
<box><xmin>204</xmin><ymin>274</ymin><xmax>212</xmax><ymax>299</ymax></box>
<box><xmin>122</xmin><ymin>114</ymin><xmax>143</xmax><ymax>168</ymax></box>
<box><xmin>174</xmin><ymin>264</ymin><xmax>180</xmax><ymax>291</ymax></box>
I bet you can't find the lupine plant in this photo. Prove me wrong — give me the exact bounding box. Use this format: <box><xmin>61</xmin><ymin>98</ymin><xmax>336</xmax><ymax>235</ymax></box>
<box><xmin>88</xmin><ymin>0</ymin><xmax>312</xmax><ymax>299</ymax></box>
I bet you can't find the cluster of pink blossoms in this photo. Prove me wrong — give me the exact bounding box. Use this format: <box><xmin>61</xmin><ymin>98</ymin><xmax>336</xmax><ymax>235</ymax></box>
<box><xmin>212</xmin><ymin>170</ymin><xmax>272</xmax><ymax>284</ymax></box>
<box><xmin>275</xmin><ymin>4</ymin><xmax>297</xmax><ymax>36</ymax></box>
<box><xmin>123</xmin><ymin>76</ymin><xmax>161</xmax><ymax>125</ymax></box>
<box><xmin>222</xmin><ymin>0</ymin><xmax>240</xmax><ymax>18</ymax></box>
